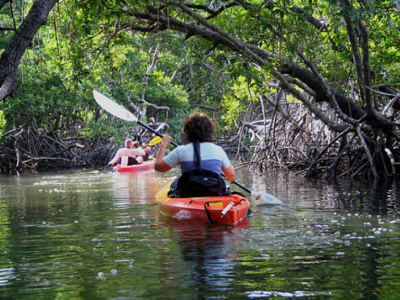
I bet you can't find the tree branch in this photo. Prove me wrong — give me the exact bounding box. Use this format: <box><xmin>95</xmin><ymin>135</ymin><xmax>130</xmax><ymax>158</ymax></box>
<box><xmin>340</xmin><ymin>0</ymin><xmax>366</xmax><ymax>104</ymax></box>
<box><xmin>272</xmin><ymin>68</ymin><xmax>349</xmax><ymax>132</ymax></box>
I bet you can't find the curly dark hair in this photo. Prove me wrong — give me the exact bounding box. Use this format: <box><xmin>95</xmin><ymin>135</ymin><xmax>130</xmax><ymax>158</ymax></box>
<box><xmin>184</xmin><ymin>113</ymin><xmax>215</xmax><ymax>143</ymax></box>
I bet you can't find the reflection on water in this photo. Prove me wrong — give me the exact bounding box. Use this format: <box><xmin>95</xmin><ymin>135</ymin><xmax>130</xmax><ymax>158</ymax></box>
<box><xmin>0</xmin><ymin>168</ymin><xmax>400</xmax><ymax>299</ymax></box>
<box><xmin>157</xmin><ymin>215</ymin><xmax>250</xmax><ymax>297</ymax></box>
<box><xmin>245</xmin><ymin>170</ymin><xmax>400</xmax><ymax>216</ymax></box>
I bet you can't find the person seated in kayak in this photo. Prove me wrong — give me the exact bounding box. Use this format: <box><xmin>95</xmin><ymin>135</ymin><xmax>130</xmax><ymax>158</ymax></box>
<box><xmin>108</xmin><ymin>139</ymin><xmax>145</xmax><ymax>166</ymax></box>
<box><xmin>141</xmin><ymin>143</ymin><xmax>151</xmax><ymax>161</ymax></box>
<box><xmin>132</xmin><ymin>141</ymin><xmax>151</xmax><ymax>163</ymax></box>
<box><xmin>154</xmin><ymin>113</ymin><xmax>235</xmax><ymax>197</ymax></box>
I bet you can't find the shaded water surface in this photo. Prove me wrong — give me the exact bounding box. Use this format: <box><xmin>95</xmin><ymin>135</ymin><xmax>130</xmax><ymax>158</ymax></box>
<box><xmin>1</xmin><ymin>168</ymin><xmax>400</xmax><ymax>299</ymax></box>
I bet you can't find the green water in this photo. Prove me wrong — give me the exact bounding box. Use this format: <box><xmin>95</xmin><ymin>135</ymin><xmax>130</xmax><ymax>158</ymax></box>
<box><xmin>0</xmin><ymin>168</ymin><xmax>400</xmax><ymax>299</ymax></box>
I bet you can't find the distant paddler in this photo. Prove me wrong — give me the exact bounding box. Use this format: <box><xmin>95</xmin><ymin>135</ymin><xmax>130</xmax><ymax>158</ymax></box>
<box><xmin>108</xmin><ymin>138</ymin><xmax>145</xmax><ymax>166</ymax></box>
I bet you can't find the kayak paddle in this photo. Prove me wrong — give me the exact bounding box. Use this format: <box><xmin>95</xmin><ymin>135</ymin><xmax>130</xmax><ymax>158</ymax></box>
<box><xmin>224</xmin><ymin>175</ymin><xmax>283</xmax><ymax>205</ymax></box>
<box><xmin>93</xmin><ymin>90</ymin><xmax>283</xmax><ymax>205</ymax></box>
<box><xmin>88</xmin><ymin>164</ymin><xmax>111</xmax><ymax>174</ymax></box>
<box><xmin>149</xmin><ymin>136</ymin><xmax>163</xmax><ymax>146</ymax></box>
<box><xmin>93</xmin><ymin>90</ymin><xmax>179</xmax><ymax>147</ymax></box>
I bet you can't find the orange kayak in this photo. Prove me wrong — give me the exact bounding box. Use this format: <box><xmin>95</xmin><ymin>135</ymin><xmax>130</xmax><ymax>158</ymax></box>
<box><xmin>155</xmin><ymin>179</ymin><xmax>250</xmax><ymax>225</ymax></box>
<box><xmin>113</xmin><ymin>161</ymin><xmax>155</xmax><ymax>172</ymax></box>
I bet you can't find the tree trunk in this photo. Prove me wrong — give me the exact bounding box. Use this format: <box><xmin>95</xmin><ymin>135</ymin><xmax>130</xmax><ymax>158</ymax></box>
<box><xmin>0</xmin><ymin>0</ymin><xmax>58</xmax><ymax>100</ymax></box>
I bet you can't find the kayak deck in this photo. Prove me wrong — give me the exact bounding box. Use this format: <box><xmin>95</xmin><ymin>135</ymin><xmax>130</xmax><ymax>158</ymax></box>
<box><xmin>113</xmin><ymin>161</ymin><xmax>155</xmax><ymax>172</ymax></box>
<box><xmin>156</xmin><ymin>180</ymin><xmax>250</xmax><ymax>225</ymax></box>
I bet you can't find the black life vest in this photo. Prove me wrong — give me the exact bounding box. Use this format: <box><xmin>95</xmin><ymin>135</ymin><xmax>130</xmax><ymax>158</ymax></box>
<box><xmin>127</xmin><ymin>157</ymin><xmax>139</xmax><ymax>165</ymax></box>
<box><xmin>176</xmin><ymin>141</ymin><xmax>227</xmax><ymax>198</ymax></box>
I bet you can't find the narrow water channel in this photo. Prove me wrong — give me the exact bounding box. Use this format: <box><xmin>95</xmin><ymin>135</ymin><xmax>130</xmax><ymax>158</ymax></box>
<box><xmin>0</xmin><ymin>167</ymin><xmax>399</xmax><ymax>299</ymax></box>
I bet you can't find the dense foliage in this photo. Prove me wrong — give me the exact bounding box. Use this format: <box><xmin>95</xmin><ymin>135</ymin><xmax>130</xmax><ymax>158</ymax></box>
<box><xmin>1</xmin><ymin>0</ymin><xmax>400</xmax><ymax>178</ymax></box>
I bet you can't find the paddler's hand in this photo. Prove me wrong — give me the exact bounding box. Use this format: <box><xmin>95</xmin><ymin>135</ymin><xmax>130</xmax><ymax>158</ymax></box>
<box><xmin>161</xmin><ymin>134</ymin><xmax>172</xmax><ymax>147</ymax></box>
<box><xmin>155</xmin><ymin>134</ymin><xmax>173</xmax><ymax>173</ymax></box>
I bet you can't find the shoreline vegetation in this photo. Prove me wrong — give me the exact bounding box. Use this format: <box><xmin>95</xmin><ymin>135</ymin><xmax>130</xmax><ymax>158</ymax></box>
<box><xmin>3</xmin><ymin>95</ymin><xmax>399</xmax><ymax>181</ymax></box>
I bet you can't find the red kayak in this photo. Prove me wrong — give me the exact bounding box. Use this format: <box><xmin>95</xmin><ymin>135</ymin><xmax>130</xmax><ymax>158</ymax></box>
<box><xmin>113</xmin><ymin>161</ymin><xmax>155</xmax><ymax>172</ymax></box>
<box><xmin>155</xmin><ymin>179</ymin><xmax>250</xmax><ymax>225</ymax></box>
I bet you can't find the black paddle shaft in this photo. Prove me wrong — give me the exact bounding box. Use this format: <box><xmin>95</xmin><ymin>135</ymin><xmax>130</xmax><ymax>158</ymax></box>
<box><xmin>137</xmin><ymin>120</ymin><xmax>179</xmax><ymax>147</ymax></box>
<box><xmin>220</xmin><ymin>172</ymin><xmax>251</xmax><ymax>193</ymax></box>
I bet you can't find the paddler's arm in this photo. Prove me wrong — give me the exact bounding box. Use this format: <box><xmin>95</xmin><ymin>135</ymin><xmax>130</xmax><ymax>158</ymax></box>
<box><xmin>142</xmin><ymin>144</ymin><xmax>151</xmax><ymax>153</ymax></box>
<box><xmin>132</xmin><ymin>148</ymin><xmax>145</xmax><ymax>156</ymax></box>
<box><xmin>222</xmin><ymin>164</ymin><xmax>235</xmax><ymax>182</ymax></box>
<box><xmin>155</xmin><ymin>135</ymin><xmax>172</xmax><ymax>172</ymax></box>
<box><xmin>108</xmin><ymin>149</ymin><xmax>123</xmax><ymax>165</ymax></box>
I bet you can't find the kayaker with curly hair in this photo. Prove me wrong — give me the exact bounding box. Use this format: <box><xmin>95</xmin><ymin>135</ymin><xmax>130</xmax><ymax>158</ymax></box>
<box><xmin>155</xmin><ymin>113</ymin><xmax>235</xmax><ymax>197</ymax></box>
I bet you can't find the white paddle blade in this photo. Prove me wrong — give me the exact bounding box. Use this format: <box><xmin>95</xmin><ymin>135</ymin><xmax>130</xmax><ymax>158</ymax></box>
<box><xmin>251</xmin><ymin>191</ymin><xmax>283</xmax><ymax>205</ymax></box>
<box><xmin>93</xmin><ymin>90</ymin><xmax>137</xmax><ymax>122</ymax></box>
